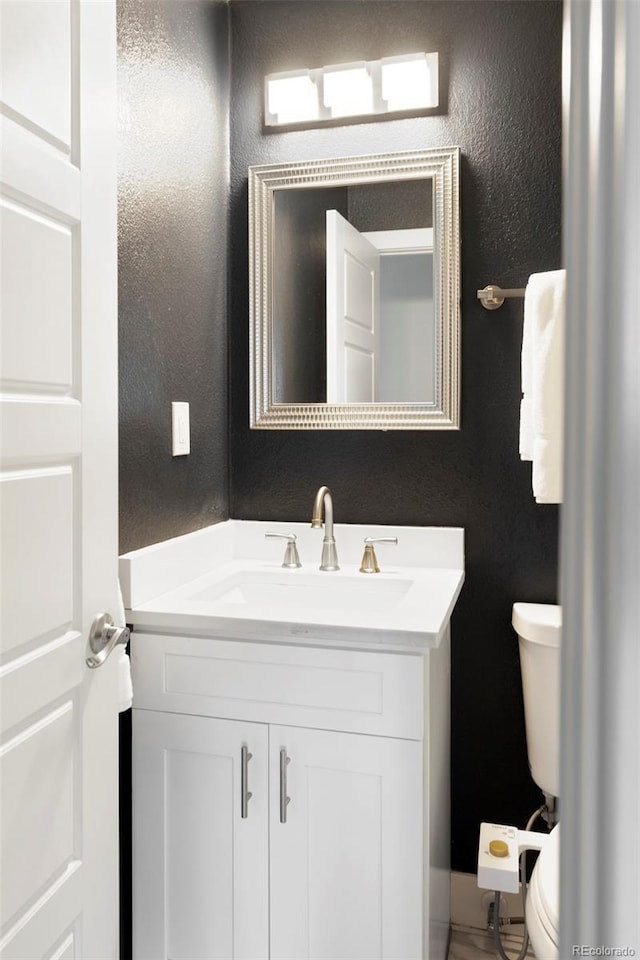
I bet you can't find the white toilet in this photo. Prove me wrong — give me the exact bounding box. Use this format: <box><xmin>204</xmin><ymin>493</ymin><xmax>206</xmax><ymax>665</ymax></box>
<box><xmin>512</xmin><ymin>602</ymin><xmax>562</xmax><ymax>960</ymax></box>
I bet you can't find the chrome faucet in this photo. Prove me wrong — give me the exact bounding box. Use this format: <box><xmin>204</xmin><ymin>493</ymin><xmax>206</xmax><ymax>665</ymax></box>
<box><xmin>311</xmin><ymin>485</ymin><xmax>339</xmax><ymax>571</ymax></box>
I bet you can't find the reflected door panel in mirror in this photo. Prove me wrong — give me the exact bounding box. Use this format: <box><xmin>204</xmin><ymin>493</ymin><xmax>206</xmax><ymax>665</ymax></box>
<box><xmin>250</xmin><ymin>148</ymin><xmax>459</xmax><ymax>429</ymax></box>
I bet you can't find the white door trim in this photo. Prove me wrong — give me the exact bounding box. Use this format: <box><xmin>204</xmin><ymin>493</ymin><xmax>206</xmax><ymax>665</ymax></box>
<box><xmin>561</xmin><ymin>0</ymin><xmax>640</xmax><ymax>952</ymax></box>
<box><xmin>361</xmin><ymin>227</ymin><xmax>433</xmax><ymax>254</ymax></box>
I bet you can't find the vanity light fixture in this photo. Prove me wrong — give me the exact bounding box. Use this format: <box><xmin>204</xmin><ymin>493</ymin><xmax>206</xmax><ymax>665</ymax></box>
<box><xmin>322</xmin><ymin>62</ymin><xmax>373</xmax><ymax>119</ymax></box>
<box><xmin>381</xmin><ymin>53</ymin><xmax>436</xmax><ymax>111</ymax></box>
<box><xmin>265</xmin><ymin>52</ymin><xmax>438</xmax><ymax>127</ymax></box>
<box><xmin>265</xmin><ymin>70</ymin><xmax>319</xmax><ymax>125</ymax></box>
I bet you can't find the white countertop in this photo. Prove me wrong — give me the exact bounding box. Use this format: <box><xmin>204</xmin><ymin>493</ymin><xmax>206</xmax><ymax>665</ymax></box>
<box><xmin>120</xmin><ymin>520</ymin><xmax>465</xmax><ymax>654</ymax></box>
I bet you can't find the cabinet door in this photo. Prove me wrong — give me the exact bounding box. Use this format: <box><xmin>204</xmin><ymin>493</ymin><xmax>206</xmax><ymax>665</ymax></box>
<box><xmin>133</xmin><ymin>710</ymin><xmax>269</xmax><ymax>960</ymax></box>
<box><xmin>270</xmin><ymin>726</ymin><xmax>423</xmax><ymax>960</ymax></box>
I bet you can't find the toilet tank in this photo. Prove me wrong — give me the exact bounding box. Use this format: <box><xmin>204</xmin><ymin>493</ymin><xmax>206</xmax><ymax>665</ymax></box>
<box><xmin>512</xmin><ymin>602</ymin><xmax>562</xmax><ymax>798</ymax></box>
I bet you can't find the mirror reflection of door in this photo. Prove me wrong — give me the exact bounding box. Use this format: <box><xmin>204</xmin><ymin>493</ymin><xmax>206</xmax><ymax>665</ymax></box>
<box><xmin>326</xmin><ymin>211</ymin><xmax>435</xmax><ymax>403</ymax></box>
<box><xmin>326</xmin><ymin>210</ymin><xmax>380</xmax><ymax>403</ymax></box>
<box><xmin>272</xmin><ymin>178</ymin><xmax>434</xmax><ymax>405</ymax></box>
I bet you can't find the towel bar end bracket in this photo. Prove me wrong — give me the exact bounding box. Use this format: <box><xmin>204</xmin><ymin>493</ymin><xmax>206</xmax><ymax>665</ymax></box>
<box><xmin>477</xmin><ymin>284</ymin><xmax>527</xmax><ymax>311</ymax></box>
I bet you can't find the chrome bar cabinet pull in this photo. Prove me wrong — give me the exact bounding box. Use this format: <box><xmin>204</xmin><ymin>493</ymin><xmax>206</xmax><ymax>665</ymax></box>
<box><xmin>279</xmin><ymin>748</ymin><xmax>291</xmax><ymax>823</ymax></box>
<box><xmin>241</xmin><ymin>744</ymin><xmax>253</xmax><ymax>819</ymax></box>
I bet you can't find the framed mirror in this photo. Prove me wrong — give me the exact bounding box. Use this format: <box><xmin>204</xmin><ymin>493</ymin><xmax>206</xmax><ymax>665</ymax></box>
<box><xmin>249</xmin><ymin>147</ymin><xmax>460</xmax><ymax>429</ymax></box>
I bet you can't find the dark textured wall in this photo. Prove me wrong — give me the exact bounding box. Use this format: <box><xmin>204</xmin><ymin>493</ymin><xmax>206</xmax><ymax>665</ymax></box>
<box><xmin>118</xmin><ymin>0</ymin><xmax>230</xmax><ymax>554</ymax></box>
<box><xmin>348</xmin><ymin>179</ymin><xmax>433</xmax><ymax>232</ymax></box>
<box><xmin>229</xmin><ymin>0</ymin><xmax>562</xmax><ymax>873</ymax></box>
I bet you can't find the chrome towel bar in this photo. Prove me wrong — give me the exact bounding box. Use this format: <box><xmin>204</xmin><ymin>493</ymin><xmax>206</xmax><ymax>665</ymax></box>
<box><xmin>477</xmin><ymin>284</ymin><xmax>526</xmax><ymax>310</ymax></box>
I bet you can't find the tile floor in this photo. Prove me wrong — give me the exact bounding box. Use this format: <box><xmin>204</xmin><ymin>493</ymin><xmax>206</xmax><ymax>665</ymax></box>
<box><xmin>448</xmin><ymin>923</ymin><xmax>534</xmax><ymax>959</ymax></box>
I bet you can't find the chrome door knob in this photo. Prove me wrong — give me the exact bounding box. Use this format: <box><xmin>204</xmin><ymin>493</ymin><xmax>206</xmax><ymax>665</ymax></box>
<box><xmin>86</xmin><ymin>613</ymin><xmax>130</xmax><ymax>669</ymax></box>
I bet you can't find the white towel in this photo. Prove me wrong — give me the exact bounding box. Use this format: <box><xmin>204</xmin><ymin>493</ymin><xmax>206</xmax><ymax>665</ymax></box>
<box><xmin>519</xmin><ymin>297</ymin><xmax>534</xmax><ymax>459</ymax></box>
<box><xmin>522</xmin><ymin>270</ymin><xmax>566</xmax><ymax>503</ymax></box>
<box><xmin>116</xmin><ymin>579</ymin><xmax>133</xmax><ymax>712</ymax></box>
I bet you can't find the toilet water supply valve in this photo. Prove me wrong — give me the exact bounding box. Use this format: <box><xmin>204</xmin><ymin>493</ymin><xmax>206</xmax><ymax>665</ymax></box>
<box><xmin>477</xmin><ymin>822</ymin><xmax>550</xmax><ymax>893</ymax></box>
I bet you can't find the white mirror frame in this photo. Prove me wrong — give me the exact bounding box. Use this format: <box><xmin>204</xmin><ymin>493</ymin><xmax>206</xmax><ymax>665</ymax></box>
<box><xmin>249</xmin><ymin>147</ymin><xmax>461</xmax><ymax>430</ymax></box>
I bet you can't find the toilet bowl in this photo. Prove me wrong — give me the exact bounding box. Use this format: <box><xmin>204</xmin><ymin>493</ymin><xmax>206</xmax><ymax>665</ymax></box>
<box><xmin>512</xmin><ymin>602</ymin><xmax>562</xmax><ymax>960</ymax></box>
<box><xmin>526</xmin><ymin>824</ymin><xmax>560</xmax><ymax>958</ymax></box>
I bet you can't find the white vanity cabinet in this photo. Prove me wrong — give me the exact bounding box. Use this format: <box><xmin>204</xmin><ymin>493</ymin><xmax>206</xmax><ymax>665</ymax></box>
<box><xmin>268</xmin><ymin>725</ymin><xmax>423</xmax><ymax>960</ymax></box>
<box><xmin>133</xmin><ymin>711</ymin><xmax>269</xmax><ymax>960</ymax></box>
<box><xmin>131</xmin><ymin>630</ymin><xmax>450</xmax><ymax>960</ymax></box>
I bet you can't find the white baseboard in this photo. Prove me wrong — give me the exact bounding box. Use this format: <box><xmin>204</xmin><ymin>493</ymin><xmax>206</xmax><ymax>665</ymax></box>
<box><xmin>450</xmin><ymin>871</ymin><xmax>525</xmax><ymax>931</ymax></box>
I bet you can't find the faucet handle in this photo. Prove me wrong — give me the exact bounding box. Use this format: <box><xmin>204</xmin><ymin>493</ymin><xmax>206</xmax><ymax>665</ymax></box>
<box><xmin>265</xmin><ymin>532</ymin><xmax>302</xmax><ymax>569</ymax></box>
<box><xmin>359</xmin><ymin>536</ymin><xmax>398</xmax><ymax>574</ymax></box>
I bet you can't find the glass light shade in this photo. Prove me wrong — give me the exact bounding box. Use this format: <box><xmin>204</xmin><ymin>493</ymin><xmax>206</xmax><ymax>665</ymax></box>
<box><xmin>322</xmin><ymin>65</ymin><xmax>373</xmax><ymax>118</ymax></box>
<box><xmin>265</xmin><ymin>53</ymin><xmax>438</xmax><ymax>127</ymax></box>
<box><xmin>381</xmin><ymin>54</ymin><xmax>434</xmax><ymax>111</ymax></box>
<box><xmin>266</xmin><ymin>73</ymin><xmax>318</xmax><ymax>124</ymax></box>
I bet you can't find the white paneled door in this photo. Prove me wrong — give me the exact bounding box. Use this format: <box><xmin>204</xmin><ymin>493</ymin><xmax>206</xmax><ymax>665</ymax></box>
<box><xmin>325</xmin><ymin>209</ymin><xmax>381</xmax><ymax>403</ymax></box>
<box><xmin>1</xmin><ymin>2</ymin><xmax>119</xmax><ymax>958</ymax></box>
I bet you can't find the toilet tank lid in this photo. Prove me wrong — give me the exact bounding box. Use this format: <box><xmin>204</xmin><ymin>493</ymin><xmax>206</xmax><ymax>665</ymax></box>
<box><xmin>512</xmin><ymin>602</ymin><xmax>562</xmax><ymax>646</ymax></box>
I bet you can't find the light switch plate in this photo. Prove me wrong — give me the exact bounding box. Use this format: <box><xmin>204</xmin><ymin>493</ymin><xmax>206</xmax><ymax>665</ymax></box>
<box><xmin>171</xmin><ymin>402</ymin><xmax>190</xmax><ymax>456</ymax></box>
